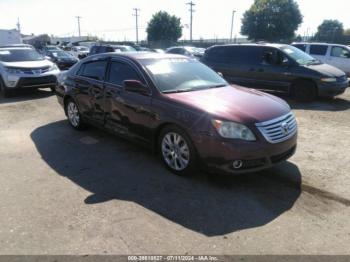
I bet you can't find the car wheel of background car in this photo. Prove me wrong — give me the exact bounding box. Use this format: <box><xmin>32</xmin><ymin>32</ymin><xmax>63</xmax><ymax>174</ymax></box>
<box><xmin>0</xmin><ymin>78</ymin><xmax>12</xmax><ymax>98</ymax></box>
<box><xmin>65</xmin><ymin>99</ymin><xmax>85</xmax><ymax>130</ymax></box>
<box><xmin>291</xmin><ymin>80</ymin><xmax>317</xmax><ymax>102</ymax></box>
<box><xmin>158</xmin><ymin>125</ymin><xmax>197</xmax><ymax>176</ymax></box>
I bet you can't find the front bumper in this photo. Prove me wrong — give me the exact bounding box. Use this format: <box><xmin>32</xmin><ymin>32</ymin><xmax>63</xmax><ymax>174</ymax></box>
<box><xmin>193</xmin><ymin>132</ymin><xmax>297</xmax><ymax>174</ymax></box>
<box><xmin>318</xmin><ymin>80</ymin><xmax>348</xmax><ymax>97</ymax></box>
<box><xmin>3</xmin><ymin>70</ymin><xmax>60</xmax><ymax>89</ymax></box>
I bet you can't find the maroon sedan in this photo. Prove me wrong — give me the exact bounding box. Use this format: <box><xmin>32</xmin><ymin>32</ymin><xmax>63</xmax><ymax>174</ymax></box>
<box><xmin>55</xmin><ymin>53</ymin><xmax>297</xmax><ymax>176</ymax></box>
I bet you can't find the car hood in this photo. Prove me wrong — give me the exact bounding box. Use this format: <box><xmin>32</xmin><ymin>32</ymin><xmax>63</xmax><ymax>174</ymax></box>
<box><xmin>163</xmin><ymin>85</ymin><xmax>291</xmax><ymax>124</ymax></box>
<box><xmin>305</xmin><ymin>63</ymin><xmax>345</xmax><ymax>77</ymax></box>
<box><xmin>2</xmin><ymin>60</ymin><xmax>53</xmax><ymax>68</ymax></box>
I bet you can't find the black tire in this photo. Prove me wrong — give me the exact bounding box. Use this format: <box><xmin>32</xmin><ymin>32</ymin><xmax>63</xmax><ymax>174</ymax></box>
<box><xmin>0</xmin><ymin>77</ymin><xmax>12</xmax><ymax>98</ymax></box>
<box><xmin>65</xmin><ymin>98</ymin><xmax>86</xmax><ymax>130</ymax></box>
<box><xmin>291</xmin><ymin>80</ymin><xmax>317</xmax><ymax>102</ymax></box>
<box><xmin>158</xmin><ymin>125</ymin><xmax>197</xmax><ymax>176</ymax></box>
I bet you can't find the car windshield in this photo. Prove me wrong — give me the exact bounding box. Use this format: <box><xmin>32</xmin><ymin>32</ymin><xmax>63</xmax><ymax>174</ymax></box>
<box><xmin>76</xmin><ymin>46</ymin><xmax>88</xmax><ymax>51</ymax></box>
<box><xmin>280</xmin><ymin>45</ymin><xmax>320</xmax><ymax>65</ymax></box>
<box><xmin>46</xmin><ymin>46</ymin><xmax>60</xmax><ymax>50</ymax></box>
<box><xmin>143</xmin><ymin>58</ymin><xmax>228</xmax><ymax>93</ymax></box>
<box><xmin>115</xmin><ymin>46</ymin><xmax>136</xmax><ymax>52</ymax></box>
<box><xmin>50</xmin><ymin>51</ymin><xmax>73</xmax><ymax>59</ymax></box>
<box><xmin>0</xmin><ymin>48</ymin><xmax>44</xmax><ymax>62</ymax></box>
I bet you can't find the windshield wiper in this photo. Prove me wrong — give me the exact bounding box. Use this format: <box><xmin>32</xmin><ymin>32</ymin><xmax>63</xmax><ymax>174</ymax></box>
<box><xmin>209</xmin><ymin>84</ymin><xmax>227</xmax><ymax>88</ymax></box>
<box><xmin>162</xmin><ymin>88</ymin><xmax>193</xmax><ymax>94</ymax></box>
<box><xmin>306</xmin><ymin>59</ymin><xmax>321</xmax><ymax>66</ymax></box>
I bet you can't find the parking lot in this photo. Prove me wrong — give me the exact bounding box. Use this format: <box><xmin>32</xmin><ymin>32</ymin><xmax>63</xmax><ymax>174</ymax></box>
<box><xmin>0</xmin><ymin>89</ymin><xmax>350</xmax><ymax>254</ymax></box>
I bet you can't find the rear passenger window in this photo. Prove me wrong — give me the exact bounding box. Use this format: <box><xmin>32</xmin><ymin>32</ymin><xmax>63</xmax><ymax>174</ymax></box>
<box><xmin>228</xmin><ymin>46</ymin><xmax>263</xmax><ymax>64</ymax></box>
<box><xmin>107</xmin><ymin>61</ymin><xmax>144</xmax><ymax>86</ymax></box>
<box><xmin>89</xmin><ymin>46</ymin><xmax>98</xmax><ymax>55</ymax></box>
<box><xmin>206</xmin><ymin>48</ymin><xmax>229</xmax><ymax>63</ymax></box>
<box><xmin>78</xmin><ymin>60</ymin><xmax>107</xmax><ymax>81</ymax></box>
<box><xmin>310</xmin><ymin>45</ymin><xmax>328</xmax><ymax>56</ymax></box>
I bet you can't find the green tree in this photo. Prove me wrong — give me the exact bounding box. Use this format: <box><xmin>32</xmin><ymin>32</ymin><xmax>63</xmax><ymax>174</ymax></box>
<box><xmin>146</xmin><ymin>11</ymin><xmax>182</xmax><ymax>42</ymax></box>
<box><xmin>241</xmin><ymin>0</ymin><xmax>303</xmax><ymax>42</ymax></box>
<box><xmin>314</xmin><ymin>20</ymin><xmax>344</xmax><ymax>43</ymax></box>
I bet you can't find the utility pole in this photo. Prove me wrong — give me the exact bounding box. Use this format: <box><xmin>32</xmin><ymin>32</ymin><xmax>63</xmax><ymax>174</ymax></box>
<box><xmin>76</xmin><ymin>16</ymin><xmax>82</xmax><ymax>37</ymax></box>
<box><xmin>230</xmin><ymin>10</ymin><xmax>236</xmax><ymax>43</ymax></box>
<box><xmin>133</xmin><ymin>8</ymin><xmax>140</xmax><ymax>44</ymax></box>
<box><xmin>16</xmin><ymin>17</ymin><xmax>21</xmax><ymax>33</ymax></box>
<box><xmin>187</xmin><ymin>1</ymin><xmax>195</xmax><ymax>42</ymax></box>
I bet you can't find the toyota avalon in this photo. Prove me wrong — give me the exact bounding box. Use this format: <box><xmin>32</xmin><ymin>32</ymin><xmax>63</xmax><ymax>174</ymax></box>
<box><xmin>55</xmin><ymin>53</ymin><xmax>297</xmax><ymax>176</ymax></box>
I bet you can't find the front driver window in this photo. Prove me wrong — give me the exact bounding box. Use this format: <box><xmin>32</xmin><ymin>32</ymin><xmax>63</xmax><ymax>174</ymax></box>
<box><xmin>263</xmin><ymin>49</ymin><xmax>286</xmax><ymax>66</ymax></box>
<box><xmin>331</xmin><ymin>46</ymin><xmax>350</xmax><ymax>58</ymax></box>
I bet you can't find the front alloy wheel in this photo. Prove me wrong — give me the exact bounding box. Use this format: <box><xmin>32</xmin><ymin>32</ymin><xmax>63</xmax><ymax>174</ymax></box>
<box><xmin>159</xmin><ymin>126</ymin><xmax>196</xmax><ymax>176</ymax></box>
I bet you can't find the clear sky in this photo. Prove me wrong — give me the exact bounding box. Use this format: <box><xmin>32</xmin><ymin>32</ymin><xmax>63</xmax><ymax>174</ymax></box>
<box><xmin>0</xmin><ymin>0</ymin><xmax>349</xmax><ymax>41</ymax></box>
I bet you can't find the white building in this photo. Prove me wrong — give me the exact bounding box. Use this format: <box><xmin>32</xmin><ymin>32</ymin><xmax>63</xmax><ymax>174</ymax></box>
<box><xmin>0</xmin><ymin>29</ymin><xmax>22</xmax><ymax>45</ymax></box>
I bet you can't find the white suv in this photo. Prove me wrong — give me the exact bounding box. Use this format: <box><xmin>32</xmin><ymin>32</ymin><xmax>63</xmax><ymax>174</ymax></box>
<box><xmin>0</xmin><ymin>46</ymin><xmax>60</xmax><ymax>97</ymax></box>
<box><xmin>292</xmin><ymin>42</ymin><xmax>350</xmax><ymax>77</ymax></box>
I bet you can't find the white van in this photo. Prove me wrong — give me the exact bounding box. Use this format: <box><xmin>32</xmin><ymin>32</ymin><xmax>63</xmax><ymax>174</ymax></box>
<box><xmin>292</xmin><ymin>42</ymin><xmax>350</xmax><ymax>77</ymax></box>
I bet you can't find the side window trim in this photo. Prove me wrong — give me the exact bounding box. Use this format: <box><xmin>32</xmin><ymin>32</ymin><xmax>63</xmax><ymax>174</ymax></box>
<box><xmin>76</xmin><ymin>59</ymin><xmax>108</xmax><ymax>82</ymax></box>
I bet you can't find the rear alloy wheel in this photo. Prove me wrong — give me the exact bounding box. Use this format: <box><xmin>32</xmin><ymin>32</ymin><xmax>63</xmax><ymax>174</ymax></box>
<box><xmin>159</xmin><ymin>126</ymin><xmax>196</xmax><ymax>176</ymax></box>
<box><xmin>292</xmin><ymin>80</ymin><xmax>317</xmax><ymax>102</ymax></box>
<box><xmin>65</xmin><ymin>99</ymin><xmax>85</xmax><ymax>130</ymax></box>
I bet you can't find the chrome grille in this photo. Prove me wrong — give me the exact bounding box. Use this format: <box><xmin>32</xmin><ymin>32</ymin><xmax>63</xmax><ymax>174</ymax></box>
<box><xmin>255</xmin><ymin>112</ymin><xmax>297</xmax><ymax>144</ymax></box>
<box><xmin>19</xmin><ymin>66</ymin><xmax>50</xmax><ymax>74</ymax></box>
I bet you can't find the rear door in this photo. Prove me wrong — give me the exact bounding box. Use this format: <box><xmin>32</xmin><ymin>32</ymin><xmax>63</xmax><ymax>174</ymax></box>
<box><xmin>74</xmin><ymin>58</ymin><xmax>108</xmax><ymax>125</ymax></box>
<box><xmin>104</xmin><ymin>59</ymin><xmax>154</xmax><ymax>144</ymax></box>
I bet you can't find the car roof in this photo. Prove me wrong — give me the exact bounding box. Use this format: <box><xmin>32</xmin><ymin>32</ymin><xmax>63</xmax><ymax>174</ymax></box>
<box><xmin>86</xmin><ymin>52</ymin><xmax>190</xmax><ymax>61</ymax></box>
<box><xmin>209</xmin><ymin>43</ymin><xmax>288</xmax><ymax>49</ymax></box>
<box><xmin>0</xmin><ymin>47</ymin><xmax>33</xmax><ymax>51</ymax></box>
<box><xmin>292</xmin><ymin>42</ymin><xmax>348</xmax><ymax>47</ymax></box>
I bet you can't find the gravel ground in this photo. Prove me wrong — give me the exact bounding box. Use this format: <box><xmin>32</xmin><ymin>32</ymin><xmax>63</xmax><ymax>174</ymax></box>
<box><xmin>0</xmin><ymin>89</ymin><xmax>349</xmax><ymax>254</ymax></box>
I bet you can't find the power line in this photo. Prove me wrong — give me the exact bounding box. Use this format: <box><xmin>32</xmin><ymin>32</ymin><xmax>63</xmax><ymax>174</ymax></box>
<box><xmin>133</xmin><ymin>8</ymin><xmax>140</xmax><ymax>43</ymax></box>
<box><xmin>187</xmin><ymin>1</ymin><xmax>195</xmax><ymax>42</ymax></box>
<box><xmin>76</xmin><ymin>16</ymin><xmax>82</xmax><ymax>37</ymax></box>
<box><xmin>230</xmin><ymin>10</ymin><xmax>236</xmax><ymax>43</ymax></box>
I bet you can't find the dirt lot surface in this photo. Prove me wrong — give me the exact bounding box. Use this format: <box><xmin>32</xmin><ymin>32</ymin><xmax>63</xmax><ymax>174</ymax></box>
<box><xmin>0</xmin><ymin>89</ymin><xmax>349</xmax><ymax>254</ymax></box>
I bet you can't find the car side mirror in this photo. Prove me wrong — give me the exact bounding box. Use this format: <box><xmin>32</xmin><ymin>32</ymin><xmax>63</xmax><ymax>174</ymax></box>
<box><xmin>123</xmin><ymin>80</ymin><xmax>149</xmax><ymax>95</ymax></box>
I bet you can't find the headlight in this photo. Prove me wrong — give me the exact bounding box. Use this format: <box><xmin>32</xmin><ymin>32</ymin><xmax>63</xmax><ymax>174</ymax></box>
<box><xmin>5</xmin><ymin>67</ymin><xmax>22</xmax><ymax>74</ymax></box>
<box><xmin>211</xmin><ymin>120</ymin><xmax>256</xmax><ymax>141</ymax></box>
<box><xmin>321</xmin><ymin>77</ymin><xmax>337</xmax><ymax>83</ymax></box>
<box><xmin>49</xmin><ymin>64</ymin><xmax>59</xmax><ymax>71</ymax></box>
